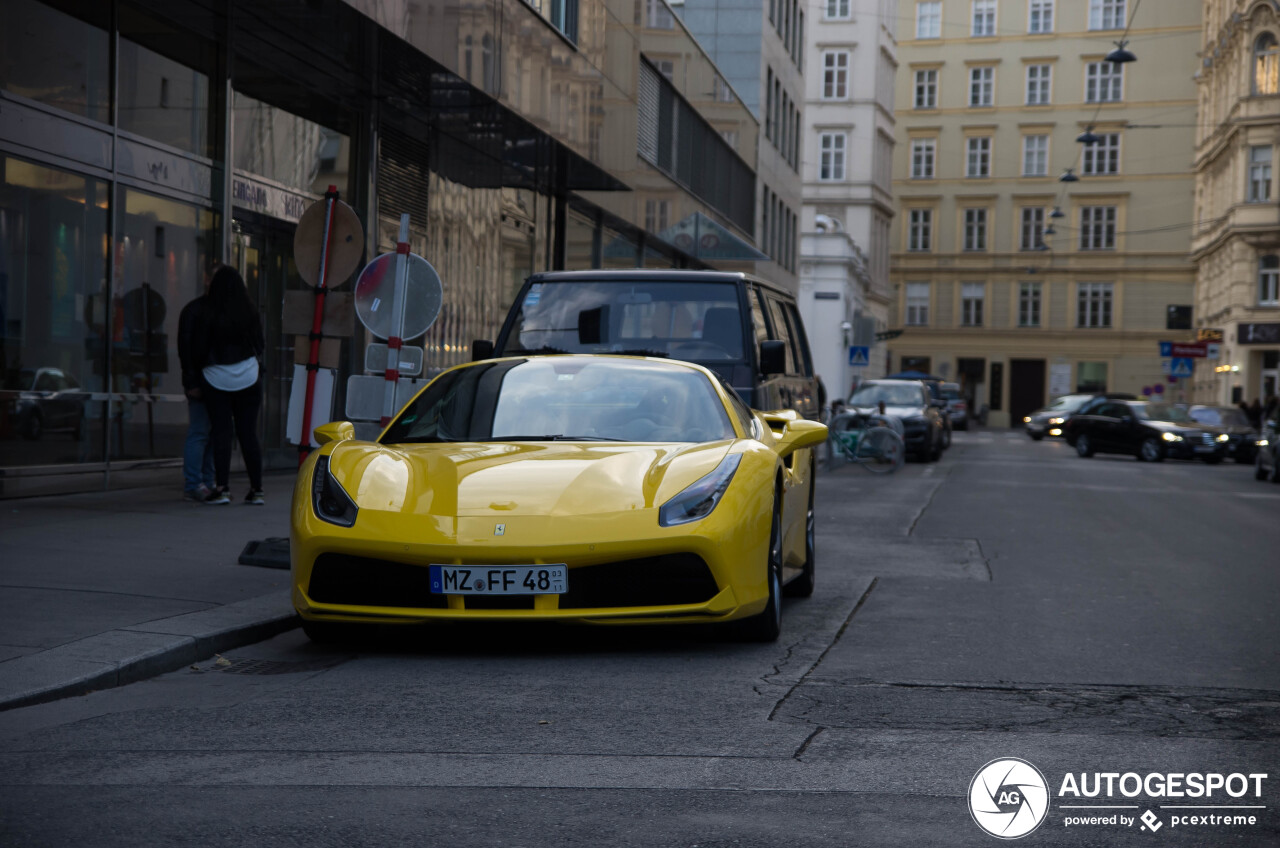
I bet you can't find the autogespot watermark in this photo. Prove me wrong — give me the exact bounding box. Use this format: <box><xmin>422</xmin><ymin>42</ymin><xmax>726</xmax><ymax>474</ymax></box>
<box><xmin>967</xmin><ymin>759</ymin><xmax>1269</xmax><ymax>839</ymax></box>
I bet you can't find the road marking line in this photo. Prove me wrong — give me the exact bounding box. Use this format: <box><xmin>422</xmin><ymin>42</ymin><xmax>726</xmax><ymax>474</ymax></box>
<box><xmin>1234</xmin><ymin>492</ymin><xmax>1280</xmax><ymax>499</ymax></box>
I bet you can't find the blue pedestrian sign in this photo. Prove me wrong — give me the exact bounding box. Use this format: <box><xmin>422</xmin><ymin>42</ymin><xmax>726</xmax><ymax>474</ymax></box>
<box><xmin>848</xmin><ymin>345</ymin><xmax>870</xmax><ymax>367</ymax></box>
<box><xmin>1167</xmin><ymin>357</ymin><xmax>1194</xmax><ymax>378</ymax></box>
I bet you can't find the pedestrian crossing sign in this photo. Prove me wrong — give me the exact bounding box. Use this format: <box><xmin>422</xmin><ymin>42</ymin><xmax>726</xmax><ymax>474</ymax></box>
<box><xmin>848</xmin><ymin>345</ymin><xmax>870</xmax><ymax>367</ymax></box>
<box><xmin>1168</xmin><ymin>357</ymin><xmax>1194</xmax><ymax>378</ymax></box>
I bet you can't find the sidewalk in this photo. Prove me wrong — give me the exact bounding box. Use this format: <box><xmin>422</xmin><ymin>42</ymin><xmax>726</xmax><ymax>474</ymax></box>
<box><xmin>0</xmin><ymin>473</ymin><xmax>300</xmax><ymax>711</ymax></box>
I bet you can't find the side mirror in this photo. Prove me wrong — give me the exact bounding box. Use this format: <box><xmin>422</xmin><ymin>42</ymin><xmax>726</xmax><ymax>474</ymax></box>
<box><xmin>759</xmin><ymin>340</ymin><xmax>786</xmax><ymax>376</ymax></box>
<box><xmin>774</xmin><ymin>419</ymin><xmax>828</xmax><ymax>458</ymax></box>
<box><xmin>471</xmin><ymin>339</ymin><xmax>494</xmax><ymax>361</ymax></box>
<box><xmin>313</xmin><ymin>421</ymin><xmax>355</xmax><ymax>446</ymax></box>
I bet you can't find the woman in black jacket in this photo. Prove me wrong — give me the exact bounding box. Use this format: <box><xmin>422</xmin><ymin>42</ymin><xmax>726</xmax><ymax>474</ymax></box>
<box><xmin>193</xmin><ymin>266</ymin><xmax>265</xmax><ymax>505</ymax></box>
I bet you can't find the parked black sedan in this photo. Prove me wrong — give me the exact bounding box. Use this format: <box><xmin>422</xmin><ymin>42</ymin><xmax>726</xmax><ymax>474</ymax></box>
<box><xmin>1188</xmin><ymin>405</ymin><xmax>1258</xmax><ymax>463</ymax></box>
<box><xmin>1064</xmin><ymin>399</ymin><xmax>1229</xmax><ymax>462</ymax></box>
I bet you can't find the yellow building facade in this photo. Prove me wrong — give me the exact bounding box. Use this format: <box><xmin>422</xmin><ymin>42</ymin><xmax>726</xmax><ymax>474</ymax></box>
<box><xmin>890</xmin><ymin>0</ymin><xmax>1202</xmax><ymax>427</ymax></box>
<box><xmin>1191</xmin><ymin>0</ymin><xmax>1280</xmax><ymax>407</ymax></box>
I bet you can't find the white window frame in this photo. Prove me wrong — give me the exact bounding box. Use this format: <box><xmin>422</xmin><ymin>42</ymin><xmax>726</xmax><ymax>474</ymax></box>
<box><xmin>1022</xmin><ymin>134</ymin><xmax>1048</xmax><ymax>176</ymax></box>
<box><xmin>966</xmin><ymin>136</ymin><xmax>992</xmax><ymax>178</ymax></box>
<box><xmin>1019</xmin><ymin>282</ymin><xmax>1042</xmax><ymax>326</ymax></box>
<box><xmin>1077</xmin><ymin>282</ymin><xmax>1114</xmax><ymax>328</ymax></box>
<box><xmin>819</xmin><ymin>132</ymin><xmax>847</xmax><ymax>181</ymax></box>
<box><xmin>823</xmin><ymin>51</ymin><xmax>850</xmax><ymax>99</ymax></box>
<box><xmin>906</xmin><ymin>282</ymin><xmax>930</xmax><ymax>325</ymax></box>
<box><xmin>969</xmin><ymin>66</ymin><xmax>995</xmax><ymax>107</ymax></box>
<box><xmin>1079</xmin><ymin>206</ymin><xmax>1117</xmax><ymax>250</ymax></box>
<box><xmin>1249</xmin><ymin>145</ymin><xmax>1273</xmax><ymax>202</ymax></box>
<box><xmin>1089</xmin><ymin>0</ymin><xmax>1125</xmax><ymax>31</ymax></box>
<box><xmin>1081</xmin><ymin>132</ymin><xmax>1121</xmax><ymax>175</ymax></box>
<box><xmin>1020</xmin><ymin>207</ymin><xmax>1045</xmax><ymax>250</ymax></box>
<box><xmin>916</xmin><ymin>1</ymin><xmax>941</xmax><ymax>39</ymax></box>
<box><xmin>646</xmin><ymin>0</ymin><xmax>675</xmax><ymax>29</ymax></box>
<box><xmin>1028</xmin><ymin>0</ymin><xmax>1053</xmax><ymax>33</ymax></box>
<box><xmin>825</xmin><ymin>0</ymin><xmax>851</xmax><ymax>20</ymax></box>
<box><xmin>911</xmin><ymin>138</ymin><xmax>937</xmax><ymax>179</ymax></box>
<box><xmin>1086</xmin><ymin>62</ymin><xmax>1123</xmax><ymax>103</ymax></box>
<box><xmin>1256</xmin><ymin>33</ymin><xmax>1280</xmax><ymax>95</ymax></box>
<box><xmin>963</xmin><ymin>209</ymin><xmax>988</xmax><ymax>251</ymax></box>
<box><xmin>908</xmin><ymin>209</ymin><xmax>933</xmax><ymax>252</ymax></box>
<box><xmin>961</xmin><ymin>282</ymin><xmax>985</xmax><ymax>326</ymax></box>
<box><xmin>1025</xmin><ymin>64</ymin><xmax>1051</xmax><ymax>105</ymax></box>
<box><xmin>971</xmin><ymin>0</ymin><xmax>996</xmax><ymax>37</ymax></box>
<box><xmin>914</xmin><ymin>69</ymin><xmax>938</xmax><ymax>108</ymax></box>
<box><xmin>1260</xmin><ymin>256</ymin><xmax>1280</xmax><ymax>306</ymax></box>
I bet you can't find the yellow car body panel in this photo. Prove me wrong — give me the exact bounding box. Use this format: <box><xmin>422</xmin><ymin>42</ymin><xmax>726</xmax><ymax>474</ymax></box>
<box><xmin>290</xmin><ymin>356</ymin><xmax>823</xmax><ymax>629</ymax></box>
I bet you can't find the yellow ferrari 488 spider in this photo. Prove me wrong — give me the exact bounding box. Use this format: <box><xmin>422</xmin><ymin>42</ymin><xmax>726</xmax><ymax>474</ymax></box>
<box><xmin>290</xmin><ymin>355</ymin><xmax>826</xmax><ymax>642</ymax></box>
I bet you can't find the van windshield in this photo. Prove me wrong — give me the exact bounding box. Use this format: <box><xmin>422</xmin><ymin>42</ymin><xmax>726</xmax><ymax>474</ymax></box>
<box><xmin>498</xmin><ymin>281</ymin><xmax>745</xmax><ymax>361</ymax></box>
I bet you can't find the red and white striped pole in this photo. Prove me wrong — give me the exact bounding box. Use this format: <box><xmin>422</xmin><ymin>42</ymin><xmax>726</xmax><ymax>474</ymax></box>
<box><xmin>298</xmin><ymin>185</ymin><xmax>339</xmax><ymax>466</ymax></box>
<box><xmin>381</xmin><ymin>213</ymin><xmax>412</xmax><ymax>427</ymax></box>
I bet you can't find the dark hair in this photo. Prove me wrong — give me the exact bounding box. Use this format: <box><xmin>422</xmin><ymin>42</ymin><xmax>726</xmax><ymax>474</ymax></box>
<box><xmin>207</xmin><ymin>265</ymin><xmax>259</xmax><ymax>346</ymax></box>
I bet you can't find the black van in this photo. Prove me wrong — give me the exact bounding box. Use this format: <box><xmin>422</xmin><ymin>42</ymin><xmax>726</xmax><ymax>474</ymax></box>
<box><xmin>473</xmin><ymin>270</ymin><xmax>820</xmax><ymax>419</ymax></box>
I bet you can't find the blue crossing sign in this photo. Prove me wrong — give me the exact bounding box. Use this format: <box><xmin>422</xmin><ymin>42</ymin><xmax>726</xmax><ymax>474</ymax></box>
<box><xmin>1166</xmin><ymin>357</ymin><xmax>1194</xmax><ymax>378</ymax></box>
<box><xmin>848</xmin><ymin>346</ymin><xmax>870</xmax><ymax>367</ymax></box>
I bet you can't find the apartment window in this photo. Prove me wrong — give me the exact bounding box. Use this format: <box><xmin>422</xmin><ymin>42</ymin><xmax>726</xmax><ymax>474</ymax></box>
<box><xmin>1089</xmin><ymin>0</ymin><xmax>1125</xmax><ymax>30</ymax></box>
<box><xmin>1022</xmin><ymin>134</ymin><xmax>1048</xmax><ymax>176</ymax></box>
<box><xmin>969</xmin><ymin>66</ymin><xmax>995</xmax><ymax>106</ymax></box>
<box><xmin>1081</xmin><ymin>132</ymin><xmax>1121</xmax><ymax>175</ymax></box>
<box><xmin>1028</xmin><ymin>0</ymin><xmax>1053</xmax><ymax>33</ymax></box>
<box><xmin>972</xmin><ymin>0</ymin><xmax>996</xmax><ymax>36</ymax></box>
<box><xmin>1261</xmin><ymin>255</ymin><xmax>1280</xmax><ymax>306</ymax></box>
<box><xmin>653</xmin><ymin>59</ymin><xmax>675</xmax><ymax>81</ymax></box>
<box><xmin>645</xmin><ymin>0</ymin><xmax>674</xmax><ymax>29</ymax></box>
<box><xmin>964</xmin><ymin>209</ymin><xmax>988</xmax><ymax>251</ymax></box>
<box><xmin>916</xmin><ymin>1</ymin><xmax>941</xmax><ymax>38</ymax></box>
<box><xmin>1019</xmin><ymin>282</ymin><xmax>1042</xmax><ymax>326</ymax></box>
<box><xmin>908</xmin><ymin>209</ymin><xmax>933</xmax><ymax>251</ymax></box>
<box><xmin>1026</xmin><ymin>64</ymin><xmax>1051</xmax><ymax>104</ymax></box>
<box><xmin>961</xmin><ymin>282</ymin><xmax>985</xmax><ymax>326</ymax></box>
<box><xmin>966</xmin><ymin>136</ymin><xmax>992</xmax><ymax>177</ymax></box>
<box><xmin>820</xmin><ymin>133</ymin><xmax>847</xmax><ymax>181</ymax></box>
<box><xmin>1257</xmin><ymin>33</ymin><xmax>1279</xmax><ymax>95</ymax></box>
<box><xmin>911</xmin><ymin>139</ymin><xmax>936</xmax><ymax>178</ymax></box>
<box><xmin>1249</xmin><ymin>145</ymin><xmax>1273</xmax><ymax>202</ymax></box>
<box><xmin>1079</xmin><ymin>206</ymin><xmax>1117</xmax><ymax>250</ymax></box>
<box><xmin>906</xmin><ymin>282</ymin><xmax>930</xmax><ymax>325</ymax></box>
<box><xmin>1019</xmin><ymin>207</ymin><xmax>1045</xmax><ymax>250</ymax></box>
<box><xmin>823</xmin><ymin>52</ymin><xmax>849</xmax><ymax>99</ymax></box>
<box><xmin>713</xmin><ymin>75</ymin><xmax>735</xmax><ymax>102</ymax></box>
<box><xmin>720</xmin><ymin>129</ymin><xmax>739</xmax><ymax>147</ymax></box>
<box><xmin>826</xmin><ymin>0</ymin><xmax>851</xmax><ymax>19</ymax></box>
<box><xmin>1077</xmin><ymin>283</ymin><xmax>1114</xmax><ymax>328</ymax></box>
<box><xmin>1086</xmin><ymin>62</ymin><xmax>1123</xmax><ymax>102</ymax></box>
<box><xmin>765</xmin><ymin>69</ymin><xmax>774</xmax><ymax>140</ymax></box>
<box><xmin>914</xmin><ymin>69</ymin><xmax>938</xmax><ymax>108</ymax></box>
<box><xmin>548</xmin><ymin>0</ymin><xmax>580</xmax><ymax>42</ymax></box>
<box><xmin>645</xmin><ymin>199</ymin><xmax>670</xmax><ymax>232</ymax></box>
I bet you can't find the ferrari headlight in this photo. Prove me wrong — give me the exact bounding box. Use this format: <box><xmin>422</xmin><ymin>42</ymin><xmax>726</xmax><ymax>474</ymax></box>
<box><xmin>311</xmin><ymin>455</ymin><xmax>358</xmax><ymax>527</ymax></box>
<box><xmin>1162</xmin><ymin>432</ymin><xmax>1182</xmax><ymax>442</ymax></box>
<box><xmin>1216</xmin><ymin>433</ymin><xmax>1229</xmax><ymax>442</ymax></box>
<box><xmin>1048</xmin><ymin>417</ymin><xmax>1065</xmax><ymax>425</ymax></box>
<box><xmin>659</xmin><ymin>453</ymin><xmax>741</xmax><ymax>527</ymax></box>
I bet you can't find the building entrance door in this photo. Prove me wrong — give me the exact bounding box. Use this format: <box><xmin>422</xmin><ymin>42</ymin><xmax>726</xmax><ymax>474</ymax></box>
<box><xmin>231</xmin><ymin>213</ymin><xmax>302</xmax><ymax>469</ymax></box>
<box><xmin>1009</xmin><ymin>359</ymin><xmax>1046</xmax><ymax>428</ymax></box>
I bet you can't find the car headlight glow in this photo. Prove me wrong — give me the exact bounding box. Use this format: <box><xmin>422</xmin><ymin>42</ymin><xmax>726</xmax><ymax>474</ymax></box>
<box><xmin>1162</xmin><ymin>432</ymin><xmax>1182</xmax><ymax>442</ymax></box>
<box><xmin>311</xmin><ymin>455</ymin><xmax>359</xmax><ymax>527</ymax></box>
<box><xmin>659</xmin><ymin>453</ymin><xmax>741</xmax><ymax>527</ymax></box>
<box><xmin>1049</xmin><ymin>417</ymin><xmax>1065</xmax><ymax>425</ymax></box>
<box><xmin>1216</xmin><ymin>433</ymin><xmax>1229</xmax><ymax>442</ymax></box>
<box><xmin>1048</xmin><ymin>428</ymin><xmax>1062</xmax><ymax>436</ymax></box>
<box><xmin>1259</xmin><ymin>439</ymin><xmax>1271</xmax><ymax>447</ymax></box>
<box><xmin>1023</xmin><ymin>416</ymin><xmax>1031</xmax><ymax>424</ymax></box>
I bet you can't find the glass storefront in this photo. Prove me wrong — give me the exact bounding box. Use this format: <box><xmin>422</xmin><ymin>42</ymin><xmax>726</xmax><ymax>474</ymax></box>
<box><xmin>0</xmin><ymin>0</ymin><xmax>110</xmax><ymax>124</ymax></box>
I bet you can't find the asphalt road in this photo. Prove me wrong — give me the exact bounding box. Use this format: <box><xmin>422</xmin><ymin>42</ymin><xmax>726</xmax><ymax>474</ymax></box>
<box><xmin>2</xmin><ymin>430</ymin><xmax>1278</xmax><ymax>846</ymax></box>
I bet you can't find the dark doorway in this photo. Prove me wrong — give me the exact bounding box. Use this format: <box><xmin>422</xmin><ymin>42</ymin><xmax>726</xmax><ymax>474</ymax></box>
<box><xmin>958</xmin><ymin>357</ymin><xmax>985</xmax><ymax>420</ymax></box>
<box><xmin>1010</xmin><ymin>359</ymin><xmax>1046</xmax><ymax>427</ymax></box>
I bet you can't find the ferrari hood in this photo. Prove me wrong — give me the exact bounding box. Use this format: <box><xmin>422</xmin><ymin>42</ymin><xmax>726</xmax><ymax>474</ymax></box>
<box><xmin>324</xmin><ymin>440</ymin><xmax>735</xmax><ymax>518</ymax></box>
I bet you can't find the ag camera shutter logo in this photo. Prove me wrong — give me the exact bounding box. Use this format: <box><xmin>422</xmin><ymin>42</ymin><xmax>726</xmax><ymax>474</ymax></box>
<box><xmin>969</xmin><ymin>758</ymin><xmax>1050</xmax><ymax>839</ymax></box>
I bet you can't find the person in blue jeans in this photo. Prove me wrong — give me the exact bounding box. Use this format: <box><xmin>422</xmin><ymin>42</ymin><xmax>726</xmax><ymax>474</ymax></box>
<box><xmin>177</xmin><ymin>264</ymin><xmax>217</xmax><ymax>501</ymax></box>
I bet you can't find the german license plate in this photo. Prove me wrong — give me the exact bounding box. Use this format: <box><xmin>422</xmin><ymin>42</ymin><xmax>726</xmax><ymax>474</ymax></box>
<box><xmin>1194</xmin><ymin>445</ymin><xmax>1215</xmax><ymax>453</ymax></box>
<box><xmin>429</xmin><ymin>564</ymin><xmax>567</xmax><ymax>595</ymax></box>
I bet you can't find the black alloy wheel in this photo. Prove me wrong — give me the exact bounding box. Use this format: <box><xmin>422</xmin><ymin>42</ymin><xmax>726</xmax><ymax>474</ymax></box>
<box><xmin>784</xmin><ymin>458</ymin><xmax>816</xmax><ymax>598</ymax></box>
<box><xmin>739</xmin><ymin>496</ymin><xmax>783</xmax><ymax>642</ymax></box>
<box><xmin>1076</xmin><ymin>433</ymin><xmax>1094</xmax><ymax>457</ymax></box>
<box><xmin>1139</xmin><ymin>437</ymin><xmax>1164</xmax><ymax>463</ymax></box>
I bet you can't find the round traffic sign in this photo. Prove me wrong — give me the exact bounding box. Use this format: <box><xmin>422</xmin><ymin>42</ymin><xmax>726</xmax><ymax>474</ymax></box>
<box><xmin>294</xmin><ymin>198</ymin><xmax>364</xmax><ymax>288</ymax></box>
<box><xmin>353</xmin><ymin>252</ymin><xmax>443</xmax><ymax>340</ymax></box>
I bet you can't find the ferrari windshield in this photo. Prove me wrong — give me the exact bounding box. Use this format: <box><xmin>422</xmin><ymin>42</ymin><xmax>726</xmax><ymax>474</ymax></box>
<box><xmin>497</xmin><ymin>281</ymin><xmax>745</xmax><ymax>361</ymax></box>
<box><xmin>381</xmin><ymin>358</ymin><xmax>737</xmax><ymax>444</ymax></box>
<box><xmin>848</xmin><ymin>384</ymin><xmax>925</xmax><ymax>407</ymax></box>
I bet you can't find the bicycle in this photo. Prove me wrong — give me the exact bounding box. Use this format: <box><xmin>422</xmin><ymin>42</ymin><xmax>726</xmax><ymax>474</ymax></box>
<box><xmin>825</xmin><ymin>410</ymin><xmax>906</xmax><ymax>474</ymax></box>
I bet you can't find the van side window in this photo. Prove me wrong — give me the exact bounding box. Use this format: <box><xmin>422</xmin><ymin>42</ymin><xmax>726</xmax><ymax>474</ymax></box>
<box><xmin>764</xmin><ymin>296</ymin><xmax>797</xmax><ymax>375</ymax></box>
<box><xmin>748</xmin><ymin>286</ymin><xmax>770</xmax><ymax>351</ymax></box>
<box><xmin>781</xmin><ymin>303</ymin><xmax>813</xmax><ymax>377</ymax></box>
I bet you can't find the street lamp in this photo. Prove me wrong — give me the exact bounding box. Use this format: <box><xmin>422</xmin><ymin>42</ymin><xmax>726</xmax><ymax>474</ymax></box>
<box><xmin>1106</xmin><ymin>40</ymin><xmax>1137</xmax><ymax>63</ymax></box>
<box><xmin>1076</xmin><ymin>126</ymin><xmax>1101</xmax><ymax>145</ymax></box>
<box><xmin>1059</xmin><ymin>168</ymin><xmax>1079</xmax><ymax>182</ymax></box>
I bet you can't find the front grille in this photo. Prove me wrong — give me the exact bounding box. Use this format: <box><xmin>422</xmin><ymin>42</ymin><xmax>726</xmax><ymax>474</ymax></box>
<box><xmin>559</xmin><ymin>554</ymin><xmax>719</xmax><ymax>609</ymax></box>
<box><xmin>1202</xmin><ymin>432</ymin><xmax>1215</xmax><ymax>445</ymax></box>
<box><xmin>308</xmin><ymin>554</ymin><xmax>449</xmax><ymax>609</ymax></box>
